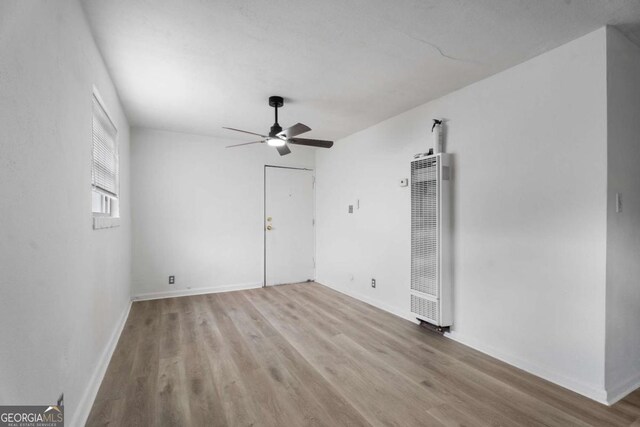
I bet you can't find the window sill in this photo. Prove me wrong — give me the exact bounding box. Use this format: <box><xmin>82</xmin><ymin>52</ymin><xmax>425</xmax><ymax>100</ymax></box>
<box><xmin>93</xmin><ymin>216</ymin><xmax>120</xmax><ymax>230</ymax></box>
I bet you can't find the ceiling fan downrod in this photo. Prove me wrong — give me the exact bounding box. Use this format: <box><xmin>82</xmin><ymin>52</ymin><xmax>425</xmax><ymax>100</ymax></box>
<box><xmin>269</xmin><ymin>96</ymin><xmax>284</xmax><ymax>137</ymax></box>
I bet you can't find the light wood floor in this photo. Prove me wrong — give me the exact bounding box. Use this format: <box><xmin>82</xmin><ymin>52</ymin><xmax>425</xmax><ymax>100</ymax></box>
<box><xmin>87</xmin><ymin>283</ymin><xmax>640</xmax><ymax>426</ymax></box>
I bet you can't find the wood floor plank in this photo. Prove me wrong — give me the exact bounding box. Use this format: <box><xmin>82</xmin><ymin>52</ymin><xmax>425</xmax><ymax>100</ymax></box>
<box><xmin>116</xmin><ymin>300</ymin><xmax>161</xmax><ymax>427</ymax></box>
<box><xmin>206</xmin><ymin>293</ymin><xmax>294</xmax><ymax>426</ymax></box>
<box><xmin>237</xmin><ymin>290</ymin><xmax>373</xmax><ymax>427</ymax></box>
<box><xmin>213</xmin><ymin>292</ymin><xmax>320</xmax><ymax>426</ymax></box>
<box><xmin>282</xmin><ymin>284</ymin><xmax>594</xmax><ymax>427</ymax></box>
<box><xmin>159</xmin><ymin>311</ymin><xmax>181</xmax><ymax>360</ymax></box>
<box><xmin>280</xmin><ymin>285</ymin><xmax>560</xmax><ymax>427</ymax></box>
<box><xmin>218</xmin><ymin>291</ymin><xmax>337</xmax><ymax>427</ymax></box>
<box><xmin>427</xmin><ymin>403</ymin><xmax>490</xmax><ymax>427</ymax></box>
<box><xmin>181</xmin><ymin>296</ymin><xmax>227</xmax><ymax>427</ymax></box>
<box><xmin>278</xmin><ymin>285</ymin><xmax>529</xmax><ymax>427</ymax></box>
<box><xmin>246</xmin><ymin>287</ymin><xmax>446</xmax><ymax>426</ymax></box>
<box><xmin>84</xmin><ymin>397</ymin><xmax>125</xmax><ymax>427</ymax></box>
<box><xmin>196</xmin><ymin>295</ymin><xmax>256</xmax><ymax>426</ymax></box>
<box><xmin>120</xmin><ymin>374</ymin><xmax>158</xmax><ymax>427</ymax></box>
<box><xmin>157</xmin><ymin>356</ymin><xmax>192</xmax><ymax>427</ymax></box>
<box><xmin>87</xmin><ymin>283</ymin><xmax>640</xmax><ymax>426</ymax></box>
<box><xmin>301</xmin><ymin>284</ymin><xmax>640</xmax><ymax>426</ymax></box>
<box><xmin>295</xmin><ymin>284</ymin><xmax>608</xmax><ymax>427</ymax></box>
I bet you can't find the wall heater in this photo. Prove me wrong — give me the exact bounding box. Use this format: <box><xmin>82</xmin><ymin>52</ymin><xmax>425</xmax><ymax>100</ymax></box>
<box><xmin>410</xmin><ymin>153</ymin><xmax>452</xmax><ymax>328</ymax></box>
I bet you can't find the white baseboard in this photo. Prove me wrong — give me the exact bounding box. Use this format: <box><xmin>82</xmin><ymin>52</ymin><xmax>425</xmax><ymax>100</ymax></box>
<box><xmin>317</xmin><ymin>281</ymin><xmax>418</xmax><ymax>324</ymax></box>
<box><xmin>445</xmin><ymin>330</ymin><xmax>608</xmax><ymax>404</ymax></box>
<box><xmin>70</xmin><ymin>300</ymin><xmax>132</xmax><ymax>427</ymax></box>
<box><xmin>131</xmin><ymin>282</ymin><xmax>263</xmax><ymax>301</ymax></box>
<box><xmin>317</xmin><ymin>281</ymin><xmax>610</xmax><ymax>405</ymax></box>
<box><xmin>606</xmin><ymin>371</ymin><xmax>640</xmax><ymax>405</ymax></box>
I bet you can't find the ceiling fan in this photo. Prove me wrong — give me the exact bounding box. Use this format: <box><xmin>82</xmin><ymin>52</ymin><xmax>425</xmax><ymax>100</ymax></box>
<box><xmin>224</xmin><ymin>96</ymin><xmax>334</xmax><ymax>156</ymax></box>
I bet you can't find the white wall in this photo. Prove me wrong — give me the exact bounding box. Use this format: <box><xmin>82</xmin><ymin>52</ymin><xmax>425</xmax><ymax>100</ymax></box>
<box><xmin>130</xmin><ymin>128</ymin><xmax>315</xmax><ymax>298</ymax></box>
<box><xmin>0</xmin><ymin>1</ymin><xmax>131</xmax><ymax>425</ymax></box>
<box><xmin>605</xmin><ymin>27</ymin><xmax>640</xmax><ymax>403</ymax></box>
<box><xmin>315</xmin><ymin>28</ymin><xmax>609</xmax><ymax>401</ymax></box>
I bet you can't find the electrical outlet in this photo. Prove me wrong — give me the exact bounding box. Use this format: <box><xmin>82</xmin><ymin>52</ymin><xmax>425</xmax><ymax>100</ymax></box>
<box><xmin>169</xmin><ymin>275</ymin><xmax>175</xmax><ymax>284</ymax></box>
<box><xmin>371</xmin><ymin>278</ymin><xmax>376</xmax><ymax>288</ymax></box>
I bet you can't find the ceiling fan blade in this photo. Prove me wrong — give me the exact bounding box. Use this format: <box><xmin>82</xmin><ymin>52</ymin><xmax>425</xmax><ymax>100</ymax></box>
<box><xmin>277</xmin><ymin>123</ymin><xmax>311</xmax><ymax>139</ymax></box>
<box><xmin>276</xmin><ymin>144</ymin><xmax>291</xmax><ymax>156</ymax></box>
<box><xmin>222</xmin><ymin>127</ymin><xmax>268</xmax><ymax>138</ymax></box>
<box><xmin>225</xmin><ymin>140</ymin><xmax>264</xmax><ymax>148</ymax></box>
<box><xmin>288</xmin><ymin>138</ymin><xmax>333</xmax><ymax>148</ymax></box>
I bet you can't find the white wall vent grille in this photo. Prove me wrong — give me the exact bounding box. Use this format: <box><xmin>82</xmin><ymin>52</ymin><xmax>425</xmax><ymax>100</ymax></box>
<box><xmin>410</xmin><ymin>153</ymin><xmax>452</xmax><ymax>327</ymax></box>
<box><xmin>411</xmin><ymin>158</ymin><xmax>439</xmax><ymax>297</ymax></box>
<box><xmin>411</xmin><ymin>294</ymin><xmax>439</xmax><ymax>324</ymax></box>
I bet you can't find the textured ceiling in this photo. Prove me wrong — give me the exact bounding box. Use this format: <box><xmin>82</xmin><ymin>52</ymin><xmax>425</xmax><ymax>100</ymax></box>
<box><xmin>81</xmin><ymin>0</ymin><xmax>640</xmax><ymax>141</ymax></box>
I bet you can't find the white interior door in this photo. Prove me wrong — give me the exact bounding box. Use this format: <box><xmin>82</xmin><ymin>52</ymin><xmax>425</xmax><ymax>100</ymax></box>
<box><xmin>265</xmin><ymin>166</ymin><xmax>315</xmax><ymax>286</ymax></box>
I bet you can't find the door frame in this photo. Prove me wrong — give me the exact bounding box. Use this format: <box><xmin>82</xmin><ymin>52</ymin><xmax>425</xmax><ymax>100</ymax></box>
<box><xmin>263</xmin><ymin>165</ymin><xmax>315</xmax><ymax>288</ymax></box>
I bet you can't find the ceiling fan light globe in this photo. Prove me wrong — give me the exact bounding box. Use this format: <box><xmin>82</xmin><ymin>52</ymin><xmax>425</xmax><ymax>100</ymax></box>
<box><xmin>267</xmin><ymin>137</ymin><xmax>286</xmax><ymax>147</ymax></box>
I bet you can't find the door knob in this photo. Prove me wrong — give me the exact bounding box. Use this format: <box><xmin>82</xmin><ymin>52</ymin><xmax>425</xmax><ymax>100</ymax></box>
<box><xmin>266</xmin><ymin>225</ymin><xmax>273</xmax><ymax>231</ymax></box>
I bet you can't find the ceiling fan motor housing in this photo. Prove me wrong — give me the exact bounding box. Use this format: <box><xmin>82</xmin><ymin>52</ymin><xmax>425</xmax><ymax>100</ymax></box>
<box><xmin>269</xmin><ymin>123</ymin><xmax>282</xmax><ymax>137</ymax></box>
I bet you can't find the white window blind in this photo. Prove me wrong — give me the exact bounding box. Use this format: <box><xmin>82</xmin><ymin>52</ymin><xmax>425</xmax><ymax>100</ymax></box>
<box><xmin>92</xmin><ymin>95</ymin><xmax>118</xmax><ymax>196</ymax></box>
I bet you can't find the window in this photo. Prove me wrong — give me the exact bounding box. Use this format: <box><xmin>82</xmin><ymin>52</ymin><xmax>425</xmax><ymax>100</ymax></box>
<box><xmin>91</xmin><ymin>91</ymin><xmax>119</xmax><ymax>229</ymax></box>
